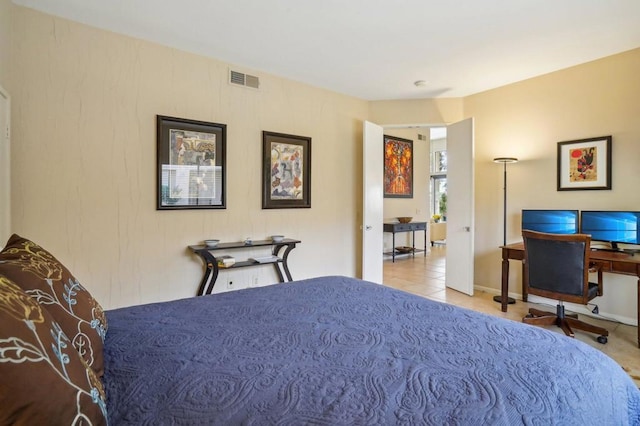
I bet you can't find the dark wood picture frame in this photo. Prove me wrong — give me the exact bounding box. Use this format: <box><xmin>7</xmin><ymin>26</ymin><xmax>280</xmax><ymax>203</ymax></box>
<box><xmin>384</xmin><ymin>135</ymin><xmax>413</xmax><ymax>198</ymax></box>
<box><xmin>156</xmin><ymin>115</ymin><xmax>226</xmax><ymax>209</ymax></box>
<box><xmin>262</xmin><ymin>131</ymin><xmax>311</xmax><ymax>209</ymax></box>
<box><xmin>557</xmin><ymin>135</ymin><xmax>612</xmax><ymax>191</ymax></box>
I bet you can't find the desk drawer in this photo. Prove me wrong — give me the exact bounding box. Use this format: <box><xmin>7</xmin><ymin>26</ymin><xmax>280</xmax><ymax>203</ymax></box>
<box><xmin>384</xmin><ymin>222</ymin><xmax>427</xmax><ymax>233</ymax></box>
<box><xmin>608</xmin><ymin>261</ymin><xmax>640</xmax><ymax>276</ymax></box>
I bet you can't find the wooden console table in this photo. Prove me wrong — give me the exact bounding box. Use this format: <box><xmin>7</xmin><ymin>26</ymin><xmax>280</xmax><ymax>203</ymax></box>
<box><xmin>189</xmin><ymin>238</ymin><xmax>300</xmax><ymax>296</ymax></box>
<box><xmin>383</xmin><ymin>222</ymin><xmax>427</xmax><ymax>262</ymax></box>
<box><xmin>500</xmin><ymin>241</ymin><xmax>640</xmax><ymax>347</ymax></box>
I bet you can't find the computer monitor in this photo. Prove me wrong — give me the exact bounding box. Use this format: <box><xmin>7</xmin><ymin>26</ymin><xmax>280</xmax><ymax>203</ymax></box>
<box><xmin>580</xmin><ymin>211</ymin><xmax>640</xmax><ymax>250</ymax></box>
<box><xmin>521</xmin><ymin>209</ymin><xmax>579</xmax><ymax>234</ymax></box>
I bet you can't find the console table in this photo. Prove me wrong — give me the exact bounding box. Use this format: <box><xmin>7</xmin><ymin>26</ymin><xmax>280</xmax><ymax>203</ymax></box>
<box><xmin>189</xmin><ymin>238</ymin><xmax>300</xmax><ymax>296</ymax></box>
<box><xmin>383</xmin><ymin>222</ymin><xmax>427</xmax><ymax>262</ymax></box>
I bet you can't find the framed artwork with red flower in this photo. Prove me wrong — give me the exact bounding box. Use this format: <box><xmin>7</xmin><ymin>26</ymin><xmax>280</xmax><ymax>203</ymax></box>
<box><xmin>557</xmin><ymin>136</ymin><xmax>611</xmax><ymax>191</ymax></box>
<box><xmin>384</xmin><ymin>135</ymin><xmax>413</xmax><ymax>198</ymax></box>
<box><xmin>262</xmin><ymin>131</ymin><xmax>312</xmax><ymax>209</ymax></box>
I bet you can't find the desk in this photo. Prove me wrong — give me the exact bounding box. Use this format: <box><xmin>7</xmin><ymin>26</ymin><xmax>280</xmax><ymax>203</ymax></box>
<box><xmin>384</xmin><ymin>222</ymin><xmax>427</xmax><ymax>262</ymax></box>
<box><xmin>500</xmin><ymin>242</ymin><xmax>640</xmax><ymax>347</ymax></box>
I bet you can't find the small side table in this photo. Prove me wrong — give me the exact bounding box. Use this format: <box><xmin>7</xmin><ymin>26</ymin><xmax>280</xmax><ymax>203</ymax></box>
<box><xmin>383</xmin><ymin>222</ymin><xmax>427</xmax><ymax>262</ymax></box>
<box><xmin>189</xmin><ymin>238</ymin><xmax>300</xmax><ymax>296</ymax></box>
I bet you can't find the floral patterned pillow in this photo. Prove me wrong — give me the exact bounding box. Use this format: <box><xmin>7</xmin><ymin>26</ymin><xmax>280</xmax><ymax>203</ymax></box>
<box><xmin>0</xmin><ymin>275</ymin><xmax>107</xmax><ymax>424</ymax></box>
<box><xmin>0</xmin><ymin>234</ymin><xmax>107</xmax><ymax>376</ymax></box>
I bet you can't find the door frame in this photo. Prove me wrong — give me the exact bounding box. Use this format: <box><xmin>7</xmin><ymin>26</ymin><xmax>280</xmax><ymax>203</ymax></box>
<box><xmin>362</xmin><ymin>122</ymin><xmax>452</xmax><ymax>279</ymax></box>
<box><xmin>0</xmin><ymin>84</ymin><xmax>10</xmax><ymax>245</ymax></box>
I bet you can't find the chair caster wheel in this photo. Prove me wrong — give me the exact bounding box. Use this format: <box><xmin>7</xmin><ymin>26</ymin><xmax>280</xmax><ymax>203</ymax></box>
<box><xmin>596</xmin><ymin>336</ymin><xmax>608</xmax><ymax>344</ymax></box>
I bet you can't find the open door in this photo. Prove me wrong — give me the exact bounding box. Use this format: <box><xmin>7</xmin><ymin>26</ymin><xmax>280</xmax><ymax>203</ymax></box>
<box><xmin>445</xmin><ymin>118</ymin><xmax>474</xmax><ymax>295</ymax></box>
<box><xmin>362</xmin><ymin>121</ymin><xmax>384</xmax><ymax>283</ymax></box>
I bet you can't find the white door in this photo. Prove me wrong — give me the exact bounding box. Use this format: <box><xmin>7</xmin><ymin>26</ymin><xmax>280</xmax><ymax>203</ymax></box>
<box><xmin>362</xmin><ymin>121</ymin><xmax>384</xmax><ymax>283</ymax></box>
<box><xmin>0</xmin><ymin>86</ymin><xmax>9</xmax><ymax>245</ymax></box>
<box><xmin>445</xmin><ymin>118</ymin><xmax>475</xmax><ymax>295</ymax></box>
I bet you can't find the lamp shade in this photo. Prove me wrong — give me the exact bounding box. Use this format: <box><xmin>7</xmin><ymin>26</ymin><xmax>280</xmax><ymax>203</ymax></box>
<box><xmin>493</xmin><ymin>157</ymin><xmax>518</xmax><ymax>164</ymax></box>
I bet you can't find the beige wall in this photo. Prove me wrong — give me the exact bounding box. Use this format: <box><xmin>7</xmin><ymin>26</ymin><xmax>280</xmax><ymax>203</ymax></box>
<box><xmin>7</xmin><ymin>5</ymin><xmax>640</xmax><ymax>322</ymax></box>
<box><xmin>9</xmin><ymin>7</ymin><xmax>368</xmax><ymax>309</ymax></box>
<box><xmin>0</xmin><ymin>0</ymin><xmax>10</xmax><ymax>86</ymax></box>
<box><xmin>0</xmin><ymin>0</ymin><xmax>11</xmax><ymax>245</ymax></box>
<box><xmin>369</xmin><ymin>98</ymin><xmax>463</xmax><ymax>126</ymax></box>
<box><xmin>467</xmin><ymin>48</ymin><xmax>640</xmax><ymax>323</ymax></box>
<box><xmin>367</xmin><ymin>49</ymin><xmax>640</xmax><ymax>323</ymax></box>
<box><xmin>370</xmin><ymin>98</ymin><xmax>464</xmax><ymax>257</ymax></box>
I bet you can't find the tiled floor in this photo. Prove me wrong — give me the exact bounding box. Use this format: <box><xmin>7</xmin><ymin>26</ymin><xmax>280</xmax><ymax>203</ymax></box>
<box><xmin>383</xmin><ymin>245</ymin><xmax>640</xmax><ymax>387</ymax></box>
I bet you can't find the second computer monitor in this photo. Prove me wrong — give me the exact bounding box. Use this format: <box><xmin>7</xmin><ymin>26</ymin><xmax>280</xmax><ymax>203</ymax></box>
<box><xmin>580</xmin><ymin>210</ymin><xmax>640</xmax><ymax>248</ymax></box>
<box><xmin>521</xmin><ymin>209</ymin><xmax>579</xmax><ymax>234</ymax></box>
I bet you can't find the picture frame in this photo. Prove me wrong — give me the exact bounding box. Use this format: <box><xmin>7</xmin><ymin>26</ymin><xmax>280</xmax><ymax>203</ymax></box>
<box><xmin>557</xmin><ymin>135</ymin><xmax>612</xmax><ymax>191</ymax></box>
<box><xmin>384</xmin><ymin>135</ymin><xmax>413</xmax><ymax>198</ymax></box>
<box><xmin>156</xmin><ymin>115</ymin><xmax>226</xmax><ymax>209</ymax></box>
<box><xmin>262</xmin><ymin>131</ymin><xmax>311</xmax><ymax>209</ymax></box>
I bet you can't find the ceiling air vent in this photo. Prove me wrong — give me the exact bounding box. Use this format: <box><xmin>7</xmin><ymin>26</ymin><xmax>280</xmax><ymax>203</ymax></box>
<box><xmin>229</xmin><ymin>69</ymin><xmax>260</xmax><ymax>89</ymax></box>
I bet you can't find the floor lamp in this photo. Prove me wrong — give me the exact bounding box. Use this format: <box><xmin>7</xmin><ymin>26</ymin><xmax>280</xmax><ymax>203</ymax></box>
<box><xmin>492</xmin><ymin>157</ymin><xmax>518</xmax><ymax>305</ymax></box>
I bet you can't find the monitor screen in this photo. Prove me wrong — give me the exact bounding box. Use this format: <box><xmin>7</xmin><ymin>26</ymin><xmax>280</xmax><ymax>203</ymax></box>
<box><xmin>580</xmin><ymin>211</ymin><xmax>640</xmax><ymax>247</ymax></box>
<box><xmin>521</xmin><ymin>209</ymin><xmax>579</xmax><ymax>234</ymax></box>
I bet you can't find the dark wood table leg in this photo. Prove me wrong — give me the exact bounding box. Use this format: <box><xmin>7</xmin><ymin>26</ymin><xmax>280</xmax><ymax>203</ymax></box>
<box><xmin>423</xmin><ymin>227</ymin><xmax>427</xmax><ymax>256</ymax></box>
<box><xmin>392</xmin><ymin>233</ymin><xmax>396</xmax><ymax>262</ymax></box>
<box><xmin>521</xmin><ymin>262</ymin><xmax>527</xmax><ymax>302</ymax></box>
<box><xmin>501</xmin><ymin>248</ymin><xmax>509</xmax><ymax>312</ymax></box>
<box><xmin>196</xmin><ymin>249</ymin><xmax>219</xmax><ymax>296</ymax></box>
<box><xmin>273</xmin><ymin>242</ymin><xmax>296</xmax><ymax>282</ymax></box>
<box><xmin>411</xmin><ymin>230</ymin><xmax>416</xmax><ymax>258</ymax></box>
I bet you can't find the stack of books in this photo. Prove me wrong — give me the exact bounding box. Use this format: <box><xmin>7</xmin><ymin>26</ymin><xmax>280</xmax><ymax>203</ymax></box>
<box><xmin>216</xmin><ymin>255</ymin><xmax>235</xmax><ymax>268</ymax></box>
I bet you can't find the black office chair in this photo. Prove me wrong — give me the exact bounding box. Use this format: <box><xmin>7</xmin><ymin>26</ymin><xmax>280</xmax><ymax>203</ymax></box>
<box><xmin>522</xmin><ymin>230</ymin><xmax>608</xmax><ymax>344</ymax></box>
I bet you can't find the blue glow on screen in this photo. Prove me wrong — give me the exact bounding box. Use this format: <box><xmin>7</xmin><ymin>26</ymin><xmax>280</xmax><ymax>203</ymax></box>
<box><xmin>580</xmin><ymin>211</ymin><xmax>640</xmax><ymax>244</ymax></box>
<box><xmin>521</xmin><ymin>210</ymin><xmax>579</xmax><ymax>234</ymax></box>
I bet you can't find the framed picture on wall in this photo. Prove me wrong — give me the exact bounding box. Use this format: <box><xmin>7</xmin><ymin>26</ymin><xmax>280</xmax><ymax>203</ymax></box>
<box><xmin>156</xmin><ymin>115</ymin><xmax>227</xmax><ymax>209</ymax></box>
<box><xmin>262</xmin><ymin>131</ymin><xmax>311</xmax><ymax>209</ymax></box>
<box><xmin>557</xmin><ymin>135</ymin><xmax>612</xmax><ymax>191</ymax></box>
<box><xmin>384</xmin><ymin>135</ymin><xmax>413</xmax><ymax>198</ymax></box>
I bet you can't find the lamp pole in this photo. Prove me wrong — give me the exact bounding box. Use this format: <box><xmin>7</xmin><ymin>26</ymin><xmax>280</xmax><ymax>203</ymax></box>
<box><xmin>492</xmin><ymin>157</ymin><xmax>518</xmax><ymax>304</ymax></box>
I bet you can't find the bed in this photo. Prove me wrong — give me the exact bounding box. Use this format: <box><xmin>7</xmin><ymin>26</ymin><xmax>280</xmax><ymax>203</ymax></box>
<box><xmin>1</xmin><ymin>235</ymin><xmax>639</xmax><ymax>425</ymax></box>
<box><xmin>104</xmin><ymin>276</ymin><xmax>640</xmax><ymax>425</ymax></box>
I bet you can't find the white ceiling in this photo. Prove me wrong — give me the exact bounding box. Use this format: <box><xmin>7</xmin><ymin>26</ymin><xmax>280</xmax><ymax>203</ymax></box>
<box><xmin>13</xmin><ymin>0</ymin><xmax>640</xmax><ymax>101</ymax></box>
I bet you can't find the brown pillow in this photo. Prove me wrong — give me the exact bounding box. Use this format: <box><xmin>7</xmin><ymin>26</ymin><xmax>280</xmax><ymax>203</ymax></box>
<box><xmin>0</xmin><ymin>275</ymin><xmax>107</xmax><ymax>424</ymax></box>
<box><xmin>0</xmin><ymin>234</ymin><xmax>107</xmax><ymax>376</ymax></box>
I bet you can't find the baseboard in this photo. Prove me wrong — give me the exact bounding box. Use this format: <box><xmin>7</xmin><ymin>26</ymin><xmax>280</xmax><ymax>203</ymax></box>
<box><xmin>473</xmin><ymin>285</ymin><xmax>637</xmax><ymax>327</ymax></box>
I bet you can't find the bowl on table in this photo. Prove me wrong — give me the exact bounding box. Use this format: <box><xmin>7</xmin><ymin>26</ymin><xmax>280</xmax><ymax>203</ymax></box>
<box><xmin>271</xmin><ymin>235</ymin><xmax>285</xmax><ymax>243</ymax></box>
<box><xmin>397</xmin><ymin>217</ymin><xmax>413</xmax><ymax>223</ymax></box>
<box><xmin>204</xmin><ymin>239</ymin><xmax>220</xmax><ymax>248</ymax></box>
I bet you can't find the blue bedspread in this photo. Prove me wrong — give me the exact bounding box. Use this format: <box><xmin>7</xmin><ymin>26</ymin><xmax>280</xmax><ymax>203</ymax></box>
<box><xmin>104</xmin><ymin>276</ymin><xmax>640</xmax><ymax>425</ymax></box>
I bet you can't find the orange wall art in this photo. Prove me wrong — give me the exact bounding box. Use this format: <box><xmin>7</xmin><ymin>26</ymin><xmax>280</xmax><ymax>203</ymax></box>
<box><xmin>384</xmin><ymin>135</ymin><xmax>413</xmax><ymax>198</ymax></box>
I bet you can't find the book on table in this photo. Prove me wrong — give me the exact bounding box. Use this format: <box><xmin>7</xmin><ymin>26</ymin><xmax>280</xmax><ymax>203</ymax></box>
<box><xmin>249</xmin><ymin>255</ymin><xmax>280</xmax><ymax>264</ymax></box>
<box><xmin>217</xmin><ymin>255</ymin><xmax>235</xmax><ymax>268</ymax></box>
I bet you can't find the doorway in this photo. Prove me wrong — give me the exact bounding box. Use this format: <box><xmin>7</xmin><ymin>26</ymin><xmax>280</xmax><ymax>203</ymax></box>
<box><xmin>363</xmin><ymin>119</ymin><xmax>474</xmax><ymax>295</ymax></box>
<box><xmin>382</xmin><ymin>126</ymin><xmax>447</xmax><ymax>283</ymax></box>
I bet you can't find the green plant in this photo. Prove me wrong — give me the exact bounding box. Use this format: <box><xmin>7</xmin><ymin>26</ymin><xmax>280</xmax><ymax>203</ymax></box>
<box><xmin>439</xmin><ymin>193</ymin><xmax>447</xmax><ymax>216</ymax></box>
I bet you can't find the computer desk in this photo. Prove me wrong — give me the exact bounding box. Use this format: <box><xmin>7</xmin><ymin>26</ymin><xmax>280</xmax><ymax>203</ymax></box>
<box><xmin>500</xmin><ymin>242</ymin><xmax>640</xmax><ymax>347</ymax></box>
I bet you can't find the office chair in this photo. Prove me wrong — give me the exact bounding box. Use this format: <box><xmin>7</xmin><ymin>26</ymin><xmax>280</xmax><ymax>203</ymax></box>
<box><xmin>522</xmin><ymin>230</ymin><xmax>608</xmax><ymax>344</ymax></box>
